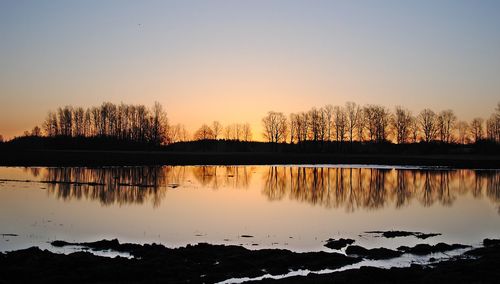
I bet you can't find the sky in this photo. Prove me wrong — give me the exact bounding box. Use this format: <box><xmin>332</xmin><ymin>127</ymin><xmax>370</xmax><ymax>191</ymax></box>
<box><xmin>1</xmin><ymin>0</ymin><xmax>499</xmax><ymax>140</ymax></box>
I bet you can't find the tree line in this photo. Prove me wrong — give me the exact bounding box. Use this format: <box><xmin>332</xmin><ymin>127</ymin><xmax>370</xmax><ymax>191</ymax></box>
<box><xmin>38</xmin><ymin>102</ymin><xmax>169</xmax><ymax>145</ymax></box>
<box><xmin>2</xmin><ymin>101</ymin><xmax>499</xmax><ymax>147</ymax></box>
<box><xmin>11</xmin><ymin>102</ymin><xmax>253</xmax><ymax>146</ymax></box>
<box><xmin>193</xmin><ymin>122</ymin><xmax>252</xmax><ymax>141</ymax></box>
<box><xmin>262</xmin><ymin>102</ymin><xmax>500</xmax><ymax>144</ymax></box>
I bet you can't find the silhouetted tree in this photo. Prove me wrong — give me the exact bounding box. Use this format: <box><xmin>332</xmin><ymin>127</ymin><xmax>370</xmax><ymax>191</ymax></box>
<box><xmin>437</xmin><ymin>110</ymin><xmax>456</xmax><ymax>143</ymax></box>
<box><xmin>73</xmin><ymin>107</ymin><xmax>85</xmax><ymax>137</ymax></box>
<box><xmin>224</xmin><ymin>125</ymin><xmax>232</xmax><ymax>140</ymax></box>
<box><xmin>324</xmin><ymin>105</ymin><xmax>334</xmax><ymax>141</ymax></box>
<box><xmin>334</xmin><ymin>106</ymin><xmax>347</xmax><ymax>142</ymax></box>
<box><xmin>309</xmin><ymin>107</ymin><xmax>323</xmax><ymax>142</ymax></box>
<box><xmin>457</xmin><ymin>121</ymin><xmax>469</xmax><ymax>144</ymax></box>
<box><xmin>419</xmin><ymin>109</ymin><xmax>437</xmax><ymax>142</ymax></box>
<box><xmin>37</xmin><ymin>102</ymin><xmax>171</xmax><ymax>145</ymax></box>
<box><xmin>364</xmin><ymin>105</ymin><xmax>389</xmax><ymax>142</ymax></box>
<box><xmin>212</xmin><ymin>121</ymin><xmax>222</xmax><ymax>140</ymax></box>
<box><xmin>150</xmin><ymin>101</ymin><xmax>168</xmax><ymax>145</ymax></box>
<box><xmin>486</xmin><ymin>114</ymin><xmax>500</xmax><ymax>142</ymax></box>
<box><xmin>242</xmin><ymin>123</ymin><xmax>252</xmax><ymax>141</ymax></box>
<box><xmin>289</xmin><ymin>113</ymin><xmax>298</xmax><ymax>144</ymax></box>
<box><xmin>57</xmin><ymin>106</ymin><xmax>73</xmax><ymax>137</ymax></box>
<box><xmin>223</xmin><ymin>123</ymin><xmax>247</xmax><ymax>140</ymax></box>
<box><xmin>345</xmin><ymin>102</ymin><xmax>360</xmax><ymax>143</ymax></box>
<box><xmin>234</xmin><ymin>123</ymin><xmax>242</xmax><ymax>140</ymax></box>
<box><xmin>169</xmin><ymin>123</ymin><xmax>189</xmax><ymax>143</ymax></box>
<box><xmin>486</xmin><ymin>103</ymin><xmax>500</xmax><ymax>142</ymax></box>
<box><xmin>43</xmin><ymin>111</ymin><xmax>59</xmax><ymax>137</ymax></box>
<box><xmin>364</xmin><ymin>105</ymin><xmax>377</xmax><ymax>142</ymax></box>
<box><xmin>0</xmin><ymin>134</ymin><xmax>3</xmax><ymax>143</ymax></box>
<box><xmin>408</xmin><ymin>116</ymin><xmax>419</xmax><ymax>143</ymax></box>
<box><xmin>356</xmin><ymin>110</ymin><xmax>365</xmax><ymax>142</ymax></box>
<box><xmin>262</xmin><ymin>111</ymin><xmax>287</xmax><ymax>143</ymax></box>
<box><xmin>296</xmin><ymin>112</ymin><xmax>309</xmax><ymax>143</ymax></box>
<box><xmin>31</xmin><ymin>126</ymin><xmax>41</xmax><ymax>137</ymax></box>
<box><xmin>392</xmin><ymin>106</ymin><xmax>412</xmax><ymax>144</ymax></box>
<box><xmin>194</xmin><ymin>124</ymin><xmax>214</xmax><ymax>140</ymax></box>
<box><xmin>470</xmin><ymin>118</ymin><xmax>484</xmax><ymax>142</ymax></box>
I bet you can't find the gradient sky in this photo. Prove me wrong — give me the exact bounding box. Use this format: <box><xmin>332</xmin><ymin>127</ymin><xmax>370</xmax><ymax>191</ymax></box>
<box><xmin>1</xmin><ymin>0</ymin><xmax>499</xmax><ymax>140</ymax></box>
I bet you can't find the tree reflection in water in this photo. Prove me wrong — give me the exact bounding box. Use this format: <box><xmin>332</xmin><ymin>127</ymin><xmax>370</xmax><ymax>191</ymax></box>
<box><xmin>25</xmin><ymin>166</ymin><xmax>499</xmax><ymax>211</ymax></box>
<box><xmin>263</xmin><ymin>167</ymin><xmax>500</xmax><ymax>212</ymax></box>
<box><xmin>32</xmin><ymin>166</ymin><xmax>253</xmax><ymax>207</ymax></box>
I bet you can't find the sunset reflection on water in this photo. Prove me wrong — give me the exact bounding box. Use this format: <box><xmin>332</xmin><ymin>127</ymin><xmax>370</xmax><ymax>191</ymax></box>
<box><xmin>0</xmin><ymin>166</ymin><xmax>499</xmax><ymax>253</ymax></box>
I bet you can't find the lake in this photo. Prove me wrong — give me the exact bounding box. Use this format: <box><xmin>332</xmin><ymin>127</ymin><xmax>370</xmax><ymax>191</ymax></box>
<box><xmin>0</xmin><ymin>165</ymin><xmax>499</xmax><ymax>254</ymax></box>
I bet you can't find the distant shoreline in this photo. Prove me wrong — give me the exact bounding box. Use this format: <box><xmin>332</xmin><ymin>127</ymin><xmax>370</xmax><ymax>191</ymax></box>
<box><xmin>1</xmin><ymin>149</ymin><xmax>499</xmax><ymax>169</ymax></box>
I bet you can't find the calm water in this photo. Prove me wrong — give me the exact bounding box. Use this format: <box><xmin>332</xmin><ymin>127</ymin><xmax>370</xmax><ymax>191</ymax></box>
<box><xmin>0</xmin><ymin>165</ymin><xmax>499</xmax><ymax>253</ymax></box>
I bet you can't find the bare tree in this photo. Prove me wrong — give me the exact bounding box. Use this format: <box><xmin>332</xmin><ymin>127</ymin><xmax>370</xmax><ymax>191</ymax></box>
<box><xmin>318</xmin><ymin>107</ymin><xmax>328</xmax><ymax>142</ymax></box>
<box><xmin>212</xmin><ymin>121</ymin><xmax>222</xmax><ymax>140</ymax></box>
<box><xmin>150</xmin><ymin>101</ymin><xmax>168</xmax><ymax>145</ymax></box>
<box><xmin>289</xmin><ymin>113</ymin><xmax>298</xmax><ymax>144</ymax></box>
<box><xmin>333</xmin><ymin>106</ymin><xmax>347</xmax><ymax>142</ymax></box>
<box><xmin>324</xmin><ymin>105</ymin><xmax>334</xmax><ymax>141</ymax></box>
<box><xmin>408</xmin><ymin>116</ymin><xmax>419</xmax><ymax>143</ymax></box>
<box><xmin>307</xmin><ymin>107</ymin><xmax>329</xmax><ymax>142</ymax></box>
<box><xmin>375</xmin><ymin>106</ymin><xmax>390</xmax><ymax>142</ymax></box>
<box><xmin>356</xmin><ymin>111</ymin><xmax>365</xmax><ymax>142</ymax></box>
<box><xmin>392</xmin><ymin>106</ymin><xmax>412</xmax><ymax>144</ymax></box>
<box><xmin>437</xmin><ymin>110</ymin><xmax>456</xmax><ymax>143</ymax></box>
<box><xmin>486</xmin><ymin>114</ymin><xmax>500</xmax><ymax>142</ymax></box>
<box><xmin>223</xmin><ymin>123</ymin><xmax>244</xmax><ymax>140</ymax></box>
<box><xmin>31</xmin><ymin>126</ymin><xmax>41</xmax><ymax>137</ymax></box>
<box><xmin>296</xmin><ymin>112</ymin><xmax>309</xmax><ymax>143</ymax></box>
<box><xmin>234</xmin><ymin>124</ymin><xmax>242</xmax><ymax>141</ymax></box>
<box><xmin>418</xmin><ymin>109</ymin><xmax>437</xmax><ymax>142</ymax></box>
<box><xmin>37</xmin><ymin>102</ymin><xmax>171</xmax><ymax>145</ymax></box>
<box><xmin>308</xmin><ymin>108</ymin><xmax>321</xmax><ymax>142</ymax></box>
<box><xmin>470</xmin><ymin>118</ymin><xmax>484</xmax><ymax>142</ymax></box>
<box><xmin>364</xmin><ymin>105</ymin><xmax>389</xmax><ymax>142</ymax></box>
<box><xmin>486</xmin><ymin>102</ymin><xmax>500</xmax><ymax>142</ymax></box>
<box><xmin>194</xmin><ymin>124</ymin><xmax>214</xmax><ymax>140</ymax></box>
<box><xmin>456</xmin><ymin>121</ymin><xmax>469</xmax><ymax>144</ymax></box>
<box><xmin>83</xmin><ymin>109</ymin><xmax>92</xmax><ymax>137</ymax></box>
<box><xmin>58</xmin><ymin>106</ymin><xmax>73</xmax><ymax>137</ymax></box>
<box><xmin>262</xmin><ymin>111</ymin><xmax>287</xmax><ymax>143</ymax></box>
<box><xmin>73</xmin><ymin>107</ymin><xmax>85</xmax><ymax>137</ymax></box>
<box><xmin>224</xmin><ymin>125</ymin><xmax>233</xmax><ymax>140</ymax></box>
<box><xmin>242</xmin><ymin>123</ymin><xmax>252</xmax><ymax>141</ymax></box>
<box><xmin>178</xmin><ymin>125</ymin><xmax>189</xmax><ymax>142</ymax></box>
<box><xmin>43</xmin><ymin>111</ymin><xmax>59</xmax><ymax>137</ymax></box>
<box><xmin>364</xmin><ymin>105</ymin><xmax>377</xmax><ymax>142</ymax></box>
<box><xmin>345</xmin><ymin>102</ymin><xmax>360</xmax><ymax>143</ymax></box>
<box><xmin>169</xmin><ymin>123</ymin><xmax>189</xmax><ymax>143</ymax></box>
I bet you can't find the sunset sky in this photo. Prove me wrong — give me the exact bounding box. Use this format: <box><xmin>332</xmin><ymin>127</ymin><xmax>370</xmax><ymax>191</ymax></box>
<box><xmin>1</xmin><ymin>0</ymin><xmax>499</xmax><ymax>140</ymax></box>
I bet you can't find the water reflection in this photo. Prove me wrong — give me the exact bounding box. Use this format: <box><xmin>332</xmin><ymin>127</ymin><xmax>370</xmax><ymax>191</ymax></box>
<box><xmin>263</xmin><ymin>167</ymin><xmax>500</xmax><ymax>211</ymax></box>
<box><xmin>29</xmin><ymin>166</ymin><xmax>253</xmax><ymax>207</ymax></box>
<box><xmin>24</xmin><ymin>166</ymin><xmax>500</xmax><ymax>211</ymax></box>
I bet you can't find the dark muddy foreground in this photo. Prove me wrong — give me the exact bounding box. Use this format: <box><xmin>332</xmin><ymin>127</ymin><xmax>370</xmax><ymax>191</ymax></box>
<box><xmin>0</xmin><ymin>239</ymin><xmax>358</xmax><ymax>284</ymax></box>
<box><xmin>1</xmin><ymin>239</ymin><xmax>499</xmax><ymax>283</ymax></box>
<box><xmin>256</xmin><ymin>240</ymin><xmax>500</xmax><ymax>283</ymax></box>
